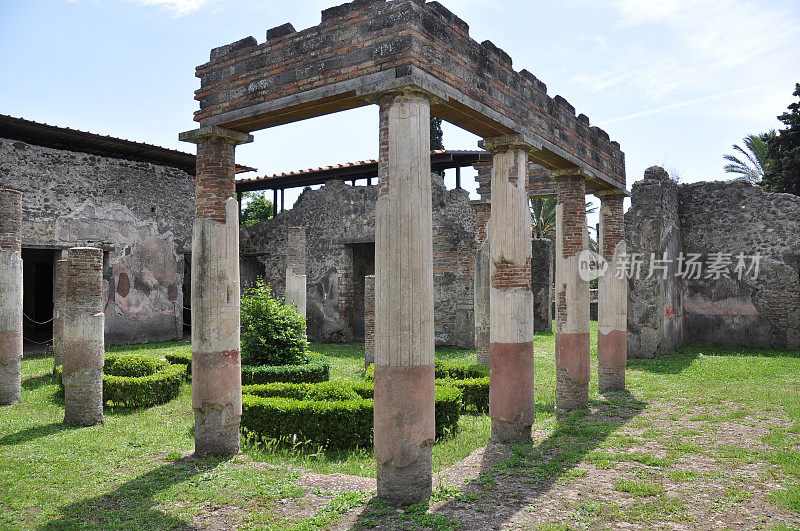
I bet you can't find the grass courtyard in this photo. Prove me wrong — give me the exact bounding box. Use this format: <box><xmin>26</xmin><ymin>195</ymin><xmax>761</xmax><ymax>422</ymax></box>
<box><xmin>1</xmin><ymin>328</ymin><xmax>799</xmax><ymax>529</ymax></box>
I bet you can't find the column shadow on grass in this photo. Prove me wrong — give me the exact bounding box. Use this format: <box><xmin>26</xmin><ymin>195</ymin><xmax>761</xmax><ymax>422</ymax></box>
<box><xmin>351</xmin><ymin>391</ymin><xmax>646</xmax><ymax>530</ymax></box>
<box><xmin>0</xmin><ymin>422</ymin><xmax>78</xmax><ymax>447</ymax></box>
<box><xmin>38</xmin><ymin>456</ymin><xmax>222</xmax><ymax>530</ymax></box>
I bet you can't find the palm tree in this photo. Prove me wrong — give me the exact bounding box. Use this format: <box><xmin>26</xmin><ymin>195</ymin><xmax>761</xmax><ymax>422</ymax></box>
<box><xmin>723</xmin><ymin>132</ymin><xmax>775</xmax><ymax>183</ymax></box>
<box><xmin>530</xmin><ymin>197</ymin><xmax>598</xmax><ymax>252</ymax></box>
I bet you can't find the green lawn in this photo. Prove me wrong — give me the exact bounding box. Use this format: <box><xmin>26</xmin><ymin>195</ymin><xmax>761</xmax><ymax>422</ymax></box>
<box><xmin>1</xmin><ymin>328</ymin><xmax>798</xmax><ymax>529</ymax></box>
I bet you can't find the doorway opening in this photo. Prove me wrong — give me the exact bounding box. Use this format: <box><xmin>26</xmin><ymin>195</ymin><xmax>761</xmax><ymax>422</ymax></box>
<box><xmin>22</xmin><ymin>248</ymin><xmax>56</xmax><ymax>351</ymax></box>
<box><xmin>349</xmin><ymin>242</ymin><xmax>375</xmax><ymax>340</ymax></box>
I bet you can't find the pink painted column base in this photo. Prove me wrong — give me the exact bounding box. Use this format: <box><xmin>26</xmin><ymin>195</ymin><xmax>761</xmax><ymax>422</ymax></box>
<box><xmin>489</xmin><ymin>342</ymin><xmax>534</xmax><ymax>442</ymax></box>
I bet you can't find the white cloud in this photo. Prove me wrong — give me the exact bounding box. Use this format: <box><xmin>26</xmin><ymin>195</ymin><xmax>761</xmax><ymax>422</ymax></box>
<box><xmin>125</xmin><ymin>0</ymin><xmax>214</xmax><ymax>16</ymax></box>
<box><xmin>573</xmin><ymin>0</ymin><xmax>799</xmax><ymax>101</ymax></box>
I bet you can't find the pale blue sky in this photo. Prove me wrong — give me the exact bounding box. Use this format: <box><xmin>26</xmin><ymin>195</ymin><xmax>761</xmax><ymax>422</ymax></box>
<box><xmin>2</xmin><ymin>0</ymin><xmax>798</xmax><ymax>215</ymax></box>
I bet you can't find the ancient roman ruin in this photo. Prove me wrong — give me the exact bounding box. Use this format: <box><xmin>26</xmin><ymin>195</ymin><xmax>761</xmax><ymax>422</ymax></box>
<box><xmin>0</xmin><ymin>188</ymin><xmax>23</xmax><ymax>406</ymax></box>
<box><xmin>62</xmin><ymin>246</ymin><xmax>105</xmax><ymax>427</ymax></box>
<box><xmin>1</xmin><ymin>0</ymin><xmax>797</xmax><ymax>515</ymax></box>
<box><xmin>180</xmin><ymin>0</ymin><xmax>626</xmax><ymax>504</ymax></box>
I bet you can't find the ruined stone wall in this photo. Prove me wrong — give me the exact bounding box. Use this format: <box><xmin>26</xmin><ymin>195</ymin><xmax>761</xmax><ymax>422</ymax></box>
<box><xmin>0</xmin><ymin>137</ymin><xmax>194</xmax><ymax>345</ymax></box>
<box><xmin>678</xmin><ymin>181</ymin><xmax>800</xmax><ymax>349</ymax></box>
<box><xmin>239</xmin><ymin>174</ymin><xmax>476</xmax><ymax>347</ymax></box>
<box><xmin>625</xmin><ymin>167</ymin><xmax>685</xmax><ymax>357</ymax></box>
<box><xmin>626</xmin><ymin>167</ymin><xmax>800</xmax><ymax>355</ymax></box>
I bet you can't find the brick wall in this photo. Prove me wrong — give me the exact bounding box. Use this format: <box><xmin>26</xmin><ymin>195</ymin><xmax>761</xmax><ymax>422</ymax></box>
<box><xmin>194</xmin><ymin>0</ymin><xmax>624</xmax><ymax>187</ymax></box>
<box><xmin>0</xmin><ymin>189</ymin><xmax>22</xmax><ymax>252</ymax></box>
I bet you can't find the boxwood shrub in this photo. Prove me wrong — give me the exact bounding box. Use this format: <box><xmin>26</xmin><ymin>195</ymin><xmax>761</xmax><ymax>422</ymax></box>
<box><xmin>364</xmin><ymin>359</ymin><xmax>489</xmax><ymax>381</ymax></box>
<box><xmin>364</xmin><ymin>362</ymin><xmax>489</xmax><ymax>413</ymax></box>
<box><xmin>443</xmin><ymin>377</ymin><xmax>489</xmax><ymax>413</ymax></box>
<box><xmin>240</xmin><ymin>381</ymin><xmax>461</xmax><ymax>449</ymax></box>
<box><xmin>241</xmin><ymin>352</ymin><xmax>330</xmax><ymax>384</ymax></box>
<box><xmin>58</xmin><ymin>353</ymin><xmax>184</xmax><ymax>409</ymax></box>
<box><xmin>164</xmin><ymin>352</ymin><xmax>191</xmax><ymax>378</ymax></box>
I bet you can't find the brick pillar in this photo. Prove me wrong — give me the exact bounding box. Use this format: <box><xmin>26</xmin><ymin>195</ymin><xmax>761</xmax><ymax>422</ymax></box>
<box><xmin>480</xmin><ymin>136</ymin><xmax>535</xmax><ymax>443</ymax></box>
<box><xmin>553</xmin><ymin>173</ymin><xmax>591</xmax><ymax>412</ymax></box>
<box><xmin>53</xmin><ymin>258</ymin><xmax>67</xmax><ymax>374</ymax></box>
<box><xmin>179</xmin><ymin>125</ymin><xmax>253</xmax><ymax>457</ymax></box>
<box><xmin>62</xmin><ymin>247</ymin><xmax>104</xmax><ymax>426</ymax></box>
<box><xmin>285</xmin><ymin>226</ymin><xmax>307</xmax><ymax>318</ymax></box>
<box><xmin>0</xmin><ymin>189</ymin><xmax>23</xmax><ymax>406</ymax></box>
<box><xmin>364</xmin><ymin>274</ymin><xmax>375</xmax><ymax>368</ymax></box>
<box><xmin>471</xmin><ymin>200</ymin><xmax>491</xmax><ymax>366</ymax></box>
<box><xmin>597</xmin><ymin>192</ymin><xmax>627</xmax><ymax>391</ymax></box>
<box><xmin>374</xmin><ymin>90</ymin><xmax>435</xmax><ymax>506</ymax></box>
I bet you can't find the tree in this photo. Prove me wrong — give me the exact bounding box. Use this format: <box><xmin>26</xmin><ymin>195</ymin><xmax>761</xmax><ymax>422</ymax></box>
<box><xmin>723</xmin><ymin>132</ymin><xmax>774</xmax><ymax>183</ymax></box>
<box><xmin>530</xmin><ymin>196</ymin><xmax>598</xmax><ymax>252</ymax></box>
<box><xmin>430</xmin><ymin>116</ymin><xmax>444</xmax><ymax>151</ymax></box>
<box><xmin>761</xmin><ymin>83</ymin><xmax>800</xmax><ymax>196</ymax></box>
<box><xmin>240</xmin><ymin>191</ymin><xmax>273</xmax><ymax>226</ymax></box>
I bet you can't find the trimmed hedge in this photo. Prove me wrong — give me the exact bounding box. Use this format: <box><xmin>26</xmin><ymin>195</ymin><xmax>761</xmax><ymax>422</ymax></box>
<box><xmin>364</xmin><ymin>362</ymin><xmax>489</xmax><ymax>413</ymax></box>
<box><xmin>364</xmin><ymin>359</ymin><xmax>489</xmax><ymax>381</ymax></box>
<box><xmin>57</xmin><ymin>353</ymin><xmax>184</xmax><ymax>409</ymax></box>
<box><xmin>241</xmin><ymin>352</ymin><xmax>330</xmax><ymax>384</ymax></box>
<box><xmin>240</xmin><ymin>381</ymin><xmax>462</xmax><ymax>449</ymax></box>
<box><xmin>164</xmin><ymin>352</ymin><xmax>191</xmax><ymax>378</ymax></box>
<box><xmin>443</xmin><ymin>377</ymin><xmax>489</xmax><ymax>413</ymax></box>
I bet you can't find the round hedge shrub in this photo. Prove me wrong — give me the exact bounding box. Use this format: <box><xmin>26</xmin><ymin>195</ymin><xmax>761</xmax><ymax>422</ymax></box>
<box><xmin>164</xmin><ymin>351</ymin><xmax>192</xmax><ymax>378</ymax></box>
<box><xmin>241</xmin><ymin>281</ymin><xmax>308</xmax><ymax>366</ymax></box>
<box><xmin>240</xmin><ymin>381</ymin><xmax>462</xmax><ymax>450</ymax></box>
<box><xmin>241</xmin><ymin>352</ymin><xmax>330</xmax><ymax>384</ymax></box>
<box><xmin>103</xmin><ymin>354</ymin><xmax>184</xmax><ymax>408</ymax></box>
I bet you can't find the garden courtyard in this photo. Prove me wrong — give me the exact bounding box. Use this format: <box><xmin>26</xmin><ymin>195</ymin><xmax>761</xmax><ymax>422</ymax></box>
<box><xmin>0</xmin><ymin>326</ymin><xmax>798</xmax><ymax>530</ymax></box>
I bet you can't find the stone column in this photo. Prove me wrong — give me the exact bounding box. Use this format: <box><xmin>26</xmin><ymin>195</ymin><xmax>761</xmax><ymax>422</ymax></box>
<box><xmin>532</xmin><ymin>238</ymin><xmax>554</xmax><ymax>332</ymax></box>
<box><xmin>553</xmin><ymin>172</ymin><xmax>591</xmax><ymax>412</ymax></box>
<box><xmin>471</xmin><ymin>200</ymin><xmax>491</xmax><ymax>366</ymax></box>
<box><xmin>285</xmin><ymin>226</ymin><xmax>307</xmax><ymax>318</ymax></box>
<box><xmin>374</xmin><ymin>90</ymin><xmax>435</xmax><ymax>506</ymax></box>
<box><xmin>179</xmin><ymin>125</ymin><xmax>253</xmax><ymax>457</ymax></box>
<box><xmin>364</xmin><ymin>274</ymin><xmax>375</xmax><ymax>368</ymax></box>
<box><xmin>62</xmin><ymin>247</ymin><xmax>105</xmax><ymax>426</ymax></box>
<box><xmin>597</xmin><ymin>192</ymin><xmax>628</xmax><ymax>391</ymax></box>
<box><xmin>0</xmin><ymin>189</ymin><xmax>23</xmax><ymax>406</ymax></box>
<box><xmin>480</xmin><ymin>136</ymin><xmax>535</xmax><ymax>444</ymax></box>
<box><xmin>53</xmin><ymin>258</ymin><xmax>67</xmax><ymax>374</ymax></box>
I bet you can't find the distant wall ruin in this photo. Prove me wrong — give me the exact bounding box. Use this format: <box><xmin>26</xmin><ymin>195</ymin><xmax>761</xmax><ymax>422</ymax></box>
<box><xmin>0</xmin><ymin>137</ymin><xmax>194</xmax><ymax>345</ymax></box>
<box><xmin>626</xmin><ymin>167</ymin><xmax>800</xmax><ymax>356</ymax></box>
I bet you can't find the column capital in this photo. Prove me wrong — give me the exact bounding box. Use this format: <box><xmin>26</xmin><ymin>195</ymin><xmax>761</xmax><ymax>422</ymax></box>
<box><xmin>364</xmin><ymin>85</ymin><xmax>445</xmax><ymax>106</ymax></box>
<box><xmin>479</xmin><ymin>134</ymin><xmax>537</xmax><ymax>154</ymax></box>
<box><xmin>550</xmin><ymin>168</ymin><xmax>591</xmax><ymax>181</ymax></box>
<box><xmin>594</xmin><ymin>188</ymin><xmax>630</xmax><ymax>199</ymax></box>
<box><xmin>179</xmin><ymin>125</ymin><xmax>254</xmax><ymax>146</ymax></box>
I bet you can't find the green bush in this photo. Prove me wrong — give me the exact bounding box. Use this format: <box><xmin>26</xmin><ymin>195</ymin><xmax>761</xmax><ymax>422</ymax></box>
<box><xmin>240</xmin><ymin>281</ymin><xmax>308</xmax><ymax>366</ymax></box>
<box><xmin>241</xmin><ymin>353</ymin><xmax>330</xmax><ymax>384</ymax></box>
<box><xmin>435</xmin><ymin>358</ymin><xmax>489</xmax><ymax>379</ymax></box>
<box><xmin>240</xmin><ymin>381</ymin><xmax>462</xmax><ymax>449</ymax></box>
<box><xmin>444</xmin><ymin>377</ymin><xmax>489</xmax><ymax>413</ymax></box>
<box><xmin>364</xmin><ymin>360</ymin><xmax>489</xmax><ymax>381</ymax></box>
<box><xmin>164</xmin><ymin>352</ymin><xmax>191</xmax><ymax>378</ymax></box>
<box><xmin>58</xmin><ymin>354</ymin><xmax>184</xmax><ymax>409</ymax></box>
<box><xmin>304</xmin><ymin>381</ymin><xmax>360</xmax><ymax>401</ymax></box>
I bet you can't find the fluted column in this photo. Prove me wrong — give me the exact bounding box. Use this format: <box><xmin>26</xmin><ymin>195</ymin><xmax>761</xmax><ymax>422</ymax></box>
<box><xmin>53</xmin><ymin>258</ymin><xmax>67</xmax><ymax>374</ymax></box>
<box><xmin>364</xmin><ymin>274</ymin><xmax>375</xmax><ymax>368</ymax></box>
<box><xmin>597</xmin><ymin>191</ymin><xmax>627</xmax><ymax>391</ymax></box>
<box><xmin>480</xmin><ymin>136</ymin><xmax>535</xmax><ymax>443</ymax></box>
<box><xmin>553</xmin><ymin>172</ymin><xmax>591</xmax><ymax>412</ymax></box>
<box><xmin>285</xmin><ymin>226</ymin><xmax>307</xmax><ymax>318</ymax></box>
<box><xmin>374</xmin><ymin>90</ymin><xmax>435</xmax><ymax>506</ymax></box>
<box><xmin>179</xmin><ymin>125</ymin><xmax>253</xmax><ymax>457</ymax></box>
<box><xmin>471</xmin><ymin>200</ymin><xmax>491</xmax><ymax>366</ymax></box>
<box><xmin>0</xmin><ymin>189</ymin><xmax>23</xmax><ymax>406</ymax></box>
